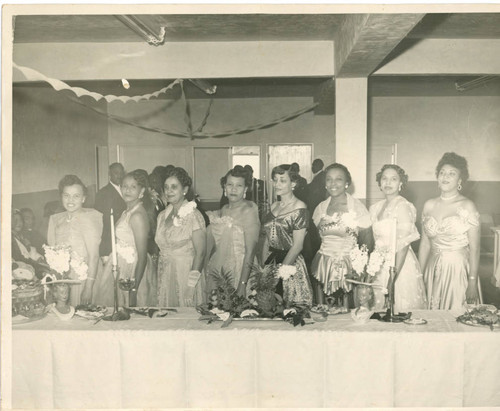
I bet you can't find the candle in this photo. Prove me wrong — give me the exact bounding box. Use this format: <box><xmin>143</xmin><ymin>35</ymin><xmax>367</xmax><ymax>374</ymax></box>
<box><xmin>390</xmin><ymin>218</ymin><xmax>397</xmax><ymax>267</ymax></box>
<box><xmin>110</xmin><ymin>208</ymin><xmax>117</xmax><ymax>268</ymax></box>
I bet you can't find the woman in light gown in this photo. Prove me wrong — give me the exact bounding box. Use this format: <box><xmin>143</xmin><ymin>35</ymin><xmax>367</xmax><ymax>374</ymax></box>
<box><xmin>261</xmin><ymin>163</ymin><xmax>313</xmax><ymax>306</ymax></box>
<box><xmin>93</xmin><ymin>170</ymin><xmax>158</xmax><ymax>308</ymax></box>
<box><xmin>311</xmin><ymin>163</ymin><xmax>372</xmax><ymax>307</ymax></box>
<box><xmin>369</xmin><ymin>165</ymin><xmax>427</xmax><ymax>312</ymax></box>
<box><xmin>48</xmin><ymin>175</ymin><xmax>102</xmax><ymax>306</ymax></box>
<box><xmin>205</xmin><ymin>166</ymin><xmax>260</xmax><ymax>297</ymax></box>
<box><xmin>156</xmin><ymin>167</ymin><xmax>206</xmax><ymax>307</ymax></box>
<box><xmin>419</xmin><ymin>152</ymin><xmax>480</xmax><ymax>310</ymax></box>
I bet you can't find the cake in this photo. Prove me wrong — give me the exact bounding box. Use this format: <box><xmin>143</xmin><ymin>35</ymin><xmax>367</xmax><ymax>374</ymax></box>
<box><xmin>12</xmin><ymin>279</ymin><xmax>46</xmax><ymax>318</ymax></box>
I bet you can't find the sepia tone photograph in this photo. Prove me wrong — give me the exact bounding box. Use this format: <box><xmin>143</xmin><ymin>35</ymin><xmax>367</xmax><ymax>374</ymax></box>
<box><xmin>2</xmin><ymin>3</ymin><xmax>500</xmax><ymax>409</ymax></box>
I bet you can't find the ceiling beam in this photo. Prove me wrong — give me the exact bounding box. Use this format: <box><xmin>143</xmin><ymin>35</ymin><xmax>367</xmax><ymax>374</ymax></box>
<box><xmin>335</xmin><ymin>13</ymin><xmax>425</xmax><ymax>77</ymax></box>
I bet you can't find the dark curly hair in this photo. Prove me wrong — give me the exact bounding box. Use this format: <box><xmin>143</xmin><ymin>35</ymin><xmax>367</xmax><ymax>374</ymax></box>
<box><xmin>271</xmin><ymin>163</ymin><xmax>301</xmax><ymax>182</ymax></box>
<box><xmin>221</xmin><ymin>165</ymin><xmax>252</xmax><ymax>188</ymax></box>
<box><xmin>435</xmin><ymin>152</ymin><xmax>470</xmax><ymax>183</ymax></box>
<box><xmin>123</xmin><ymin>169</ymin><xmax>155</xmax><ymax>227</ymax></box>
<box><xmin>58</xmin><ymin>175</ymin><xmax>88</xmax><ymax>196</ymax></box>
<box><xmin>376</xmin><ymin>164</ymin><xmax>409</xmax><ymax>189</ymax></box>
<box><xmin>165</xmin><ymin>167</ymin><xmax>193</xmax><ymax>189</ymax></box>
<box><xmin>324</xmin><ymin>163</ymin><xmax>352</xmax><ymax>187</ymax></box>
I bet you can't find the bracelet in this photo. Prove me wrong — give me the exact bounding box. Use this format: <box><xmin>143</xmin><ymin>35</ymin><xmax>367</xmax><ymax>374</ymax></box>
<box><xmin>131</xmin><ymin>288</ymin><xmax>137</xmax><ymax>292</ymax></box>
<box><xmin>468</xmin><ymin>276</ymin><xmax>476</xmax><ymax>280</ymax></box>
<box><xmin>240</xmin><ymin>281</ymin><xmax>246</xmax><ymax>285</ymax></box>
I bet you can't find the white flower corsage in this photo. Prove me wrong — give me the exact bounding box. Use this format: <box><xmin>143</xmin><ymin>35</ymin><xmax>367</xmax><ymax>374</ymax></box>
<box><xmin>116</xmin><ymin>242</ymin><xmax>136</xmax><ymax>264</ymax></box>
<box><xmin>173</xmin><ymin>201</ymin><xmax>197</xmax><ymax>227</ymax></box>
<box><xmin>277</xmin><ymin>264</ymin><xmax>296</xmax><ymax>281</ymax></box>
<box><xmin>43</xmin><ymin>244</ymin><xmax>71</xmax><ymax>274</ymax></box>
<box><xmin>70</xmin><ymin>252</ymin><xmax>88</xmax><ymax>281</ymax></box>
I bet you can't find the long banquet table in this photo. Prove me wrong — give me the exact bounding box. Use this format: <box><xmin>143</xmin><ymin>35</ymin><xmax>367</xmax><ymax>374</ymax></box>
<box><xmin>12</xmin><ymin>308</ymin><xmax>500</xmax><ymax>408</ymax></box>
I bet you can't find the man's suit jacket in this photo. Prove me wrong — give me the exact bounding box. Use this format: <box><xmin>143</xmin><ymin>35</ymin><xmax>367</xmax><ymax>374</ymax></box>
<box><xmin>94</xmin><ymin>183</ymin><xmax>127</xmax><ymax>257</ymax></box>
<box><xmin>306</xmin><ymin>170</ymin><xmax>327</xmax><ymax>213</ymax></box>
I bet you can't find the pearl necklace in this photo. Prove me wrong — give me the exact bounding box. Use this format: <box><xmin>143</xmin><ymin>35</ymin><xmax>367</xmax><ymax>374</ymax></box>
<box><xmin>440</xmin><ymin>192</ymin><xmax>460</xmax><ymax>201</ymax></box>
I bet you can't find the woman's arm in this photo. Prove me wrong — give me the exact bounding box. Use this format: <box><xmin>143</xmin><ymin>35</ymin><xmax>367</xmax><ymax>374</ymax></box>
<box><xmin>261</xmin><ymin>235</ymin><xmax>269</xmax><ymax>267</ymax></box>
<box><xmin>418</xmin><ymin>231</ymin><xmax>431</xmax><ymax>272</ymax></box>
<box><xmin>465</xmin><ymin>202</ymin><xmax>481</xmax><ymax>303</ymax></box>
<box><xmin>236</xmin><ymin>208</ymin><xmax>260</xmax><ymax>296</ymax></box>
<box><xmin>190</xmin><ymin>228</ymin><xmax>207</xmax><ymax>272</ymax></box>
<box><xmin>282</xmin><ymin>228</ymin><xmax>306</xmax><ymax>266</ymax></box>
<box><xmin>129</xmin><ymin>211</ymin><xmax>150</xmax><ymax>306</ymax></box>
<box><xmin>205</xmin><ymin>225</ymin><xmax>215</xmax><ymax>268</ymax></box>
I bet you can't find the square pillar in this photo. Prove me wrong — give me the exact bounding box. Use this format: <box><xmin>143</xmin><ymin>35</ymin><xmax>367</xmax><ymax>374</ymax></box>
<box><xmin>335</xmin><ymin>77</ymin><xmax>368</xmax><ymax>201</ymax></box>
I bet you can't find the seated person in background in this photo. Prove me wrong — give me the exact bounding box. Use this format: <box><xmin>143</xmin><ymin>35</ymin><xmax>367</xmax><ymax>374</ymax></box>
<box><xmin>11</xmin><ymin>209</ymin><xmax>47</xmax><ymax>278</ymax></box>
<box><xmin>20</xmin><ymin>207</ymin><xmax>46</xmax><ymax>255</ymax></box>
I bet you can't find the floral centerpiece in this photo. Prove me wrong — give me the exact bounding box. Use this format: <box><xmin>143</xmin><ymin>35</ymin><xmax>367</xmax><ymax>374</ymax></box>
<box><xmin>42</xmin><ymin>244</ymin><xmax>88</xmax><ymax>282</ymax></box>
<box><xmin>196</xmin><ymin>264</ymin><xmax>313</xmax><ymax>327</ymax></box>
<box><xmin>319</xmin><ymin>210</ymin><xmax>358</xmax><ymax>237</ymax></box>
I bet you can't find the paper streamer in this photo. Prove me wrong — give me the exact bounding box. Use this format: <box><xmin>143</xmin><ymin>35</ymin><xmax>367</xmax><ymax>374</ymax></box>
<box><xmin>13</xmin><ymin>62</ymin><xmax>181</xmax><ymax>103</ymax></box>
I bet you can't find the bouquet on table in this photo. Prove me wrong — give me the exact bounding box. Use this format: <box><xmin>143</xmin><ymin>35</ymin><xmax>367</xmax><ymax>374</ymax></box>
<box><xmin>42</xmin><ymin>244</ymin><xmax>88</xmax><ymax>282</ymax></box>
<box><xmin>196</xmin><ymin>264</ymin><xmax>312</xmax><ymax>327</ymax></box>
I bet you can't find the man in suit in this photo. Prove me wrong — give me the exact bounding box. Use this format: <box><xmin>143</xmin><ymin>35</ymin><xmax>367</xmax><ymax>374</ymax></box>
<box><xmin>94</xmin><ymin>163</ymin><xmax>126</xmax><ymax>263</ymax></box>
<box><xmin>306</xmin><ymin>159</ymin><xmax>327</xmax><ymax>213</ymax></box>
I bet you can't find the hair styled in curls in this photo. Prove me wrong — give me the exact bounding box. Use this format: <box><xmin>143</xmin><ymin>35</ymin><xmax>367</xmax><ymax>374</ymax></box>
<box><xmin>58</xmin><ymin>175</ymin><xmax>88</xmax><ymax>196</ymax></box>
<box><xmin>271</xmin><ymin>163</ymin><xmax>301</xmax><ymax>182</ymax></box>
<box><xmin>123</xmin><ymin>169</ymin><xmax>155</xmax><ymax>226</ymax></box>
<box><xmin>376</xmin><ymin>164</ymin><xmax>409</xmax><ymax>189</ymax></box>
<box><xmin>435</xmin><ymin>152</ymin><xmax>470</xmax><ymax>183</ymax></box>
<box><xmin>165</xmin><ymin>167</ymin><xmax>193</xmax><ymax>189</ymax></box>
<box><xmin>221</xmin><ymin>165</ymin><xmax>252</xmax><ymax>188</ymax></box>
<box><xmin>324</xmin><ymin>163</ymin><xmax>352</xmax><ymax>187</ymax></box>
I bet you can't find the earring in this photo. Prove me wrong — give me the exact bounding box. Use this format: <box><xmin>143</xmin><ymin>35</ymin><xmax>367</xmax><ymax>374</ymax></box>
<box><xmin>458</xmin><ymin>183</ymin><xmax>462</xmax><ymax>191</ymax></box>
<box><xmin>224</xmin><ymin>189</ymin><xmax>227</xmax><ymax>197</ymax></box>
<box><xmin>345</xmin><ymin>184</ymin><xmax>348</xmax><ymax>189</ymax></box>
<box><xmin>399</xmin><ymin>184</ymin><xmax>402</xmax><ymax>192</ymax></box>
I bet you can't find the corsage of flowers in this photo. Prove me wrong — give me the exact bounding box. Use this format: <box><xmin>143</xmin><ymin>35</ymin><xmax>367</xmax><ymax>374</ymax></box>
<box><xmin>349</xmin><ymin>244</ymin><xmax>369</xmax><ymax>278</ymax></box>
<box><xmin>173</xmin><ymin>201</ymin><xmax>197</xmax><ymax>227</ymax></box>
<box><xmin>43</xmin><ymin>244</ymin><xmax>71</xmax><ymax>274</ymax></box>
<box><xmin>320</xmin><ymin>211</ymin><xmax>358</xmax><ymax>234</ymax></box>
<box><xmin>276</xmin><ymin>264</ymin><xmax>296</xmax><ymax>281</ymax></box>
<box><xmin>116</xmin><ymin>242</ymin><xmax>136</xmax><ymax>264</ymax></box>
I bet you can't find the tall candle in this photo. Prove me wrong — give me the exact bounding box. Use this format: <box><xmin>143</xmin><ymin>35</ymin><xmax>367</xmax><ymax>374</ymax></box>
<box><xmin>390</xmin><ymin>217</ymin><xmax>397</xmax><ymax>267</ymax></box>
<box><xmin>110</xmin><ymin>208</ymin><xmax>117</xmax><ymax>267</ymax></box>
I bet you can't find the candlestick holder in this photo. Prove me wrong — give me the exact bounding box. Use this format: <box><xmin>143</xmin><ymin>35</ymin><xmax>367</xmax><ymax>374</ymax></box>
<box><xmin>380</xmin><ymin>266</ymin><xmax>410</xmax><ymax>323</ymax></box>
<box><xmin>102</xmin><ymin>265</ymin><xmax>130</xmax><ymax>322</ymax></box>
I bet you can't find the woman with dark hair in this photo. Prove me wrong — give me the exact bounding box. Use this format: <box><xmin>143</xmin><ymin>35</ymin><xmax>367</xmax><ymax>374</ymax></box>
<box><xmin>205</xmin><ymin>166</ymin><xmax>260</xmax><ymax>297</ymax></box>
<box><xmin>93</xmin><ymin>170</ymin><xmax>157</xmax><ymax>307</ymax></box>
<box><xmin>48</xmin><ymin>175</ymin><xmax>102</xmax><ymax>306</ymax></box>
<box><xmin>155</xmin><ymin>167</ymin><xmax>206</xmax><ymax>306</ymax></box>
<box><xmin>310</xmin><ymin>163</ymin><xmax>371</xmax><ymax>308</ymax></box>
<box><xmin>369</xmin><ymin>164</ymin><xmax>427</xmax><ymax>312</ymax></box>
<box><xmin>261</xmin><ymin>163</ymin><xmax>313</xmax><ymax>305</ymax></box>
<box><xmin>419</xmin><ymin>152</ymin><xmax>480</xmax><ymax>309</ymax></box>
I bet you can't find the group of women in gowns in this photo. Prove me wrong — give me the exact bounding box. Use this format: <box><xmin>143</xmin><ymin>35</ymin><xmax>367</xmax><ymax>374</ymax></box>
<box><xmin>40</xmin><ymin>151</ymin><xmax>480</xmax><ymax>312</ymax></box>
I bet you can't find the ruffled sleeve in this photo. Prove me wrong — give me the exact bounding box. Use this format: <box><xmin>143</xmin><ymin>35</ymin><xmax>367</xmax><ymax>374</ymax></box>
<box><xmin>458</xmin><ymin>207</ymin><xmax>480</xmax><ymax>228</ymax></box>
<box><xmin>369</xmin><ymin>200</ymin><xmax>384</xmax><ymax>224</ymax></box>
<box><xmin>312</xmin><ymin>199</ymin><xmax>328</xmax><ymax>227</ymax></box>
<box><xmin>350</xmin><ymin>195</ymin><xmax>371</xmax><ymax>229</ymax></box>
<box><xmin>395</xmin><ymin>200</ymin><xmax>420</xmax><ymax>251</ymax></box>
<box><xmin>191</xmin><ymin>209</ymin><xmax>207</xmax><ymax>233</ymax></box>
<box><xmin>292</xmin><ymin>208</ymin><xmax>309</xmax><ymax>231</ymax></box>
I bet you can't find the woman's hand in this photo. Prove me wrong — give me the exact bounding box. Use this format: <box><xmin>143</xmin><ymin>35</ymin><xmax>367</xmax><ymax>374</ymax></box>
<box><xmin>466</xmin><ymin>279</ymin><xmax>479</xmax><ymax>304</ymax></box>
<box><xmin>80</xmin><ymin>282</ymin><xmax>93</xmax><ymax>305</ymax></box>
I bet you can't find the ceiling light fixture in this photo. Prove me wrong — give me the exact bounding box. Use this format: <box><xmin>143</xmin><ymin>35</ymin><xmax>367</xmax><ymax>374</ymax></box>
<box><xmin>455</xmin><ymin>76</ymin><xmax>497</xmax><ymax>92</ymax></box>
<box><xmin>188</xmin><ymin>79</ymin><xmax>217</xmax><ymax>95</ymax></box>
<box><xmin>115</xmin><ymin>15</ymin><xmax>166</xmax><ymax>46</ymax></box>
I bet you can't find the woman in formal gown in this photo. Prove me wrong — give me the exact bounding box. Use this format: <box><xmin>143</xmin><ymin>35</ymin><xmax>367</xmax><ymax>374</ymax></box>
<box><xmin>205</xmin><ymin>166</ymin><xmax>260</xmax><ymax>297</ymax></box>
<box><xmin>311</xmin><ymin>163</ymin><xmax>372</xmax><ymax>307</ymax></box>
<box><xmin>261</xmin><ymin>163</ymin><xmax>313</xmax><ymax>306</ymax></box>
<box><xmin>419</xmin><ymin>152</ymin><xmax>480</xmax><ymax>310</ymax></box>
<box><xmin>369</xmin><ymin>165</ymin><xmax>427</xmax><ymax>312</ymax></box>
<box><xmin>48</xmin><ymin>175</ymin><xmax>102</xmax><ymax>306</ymax></box>
<box><xmin>156</xmin><ymin>167</ymin><xmax>206</xmax><ymax>307</ymax></box>
<box><xmin>93</xmin><ymin>170</ymin><xmax>157</xmax><ymax>307</ymax></box>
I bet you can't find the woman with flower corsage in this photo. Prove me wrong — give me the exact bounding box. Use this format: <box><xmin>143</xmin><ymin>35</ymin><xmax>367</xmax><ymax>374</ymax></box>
<box><xmin>48</xmin><ymin>175</ymin><xmax>102</xmax><ymax>306</ymax></box>
<box><xmin>261</xmin><ymin>163</ymin><xmax>313</xmax><ymax>306</ymax></box>
<box><xmin>310</xmin><ymin>163</ymin><xmax>371</xmax><ymax>308</ymax></box>
<box><xmin>155</xmin><ymin>167</ymin><xmax>206</xmax><ymax>307</ymax></box>
<box><xmin>205</xmin><ymin>166</ymin><xmax>260</xmax><ymax>297</ymax></box>
<box><xmin>93</xmin><ymin>170</ymin><xmax>158</xmax><ymax>307</ymax></box>
<box><xmin>369</xmin><ymin>164</ymin><xmax>427</xmax><ymax>312</ymax></box>
<box><xmin>419</xmin><ymin>152</ymin><xmax>480</xmax><ymax>310</ymax></box>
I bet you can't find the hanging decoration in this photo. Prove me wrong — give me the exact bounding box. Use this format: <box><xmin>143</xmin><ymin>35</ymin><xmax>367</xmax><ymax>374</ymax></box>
<box><xmin>13</xmin><ymin>62</ymin><xmax>180</xmax><ymax>103</ymax></box>
<box><xmin>14</xmin><ymin>62</ymin><xmax>319</xmax><ymax>139</ymax></box>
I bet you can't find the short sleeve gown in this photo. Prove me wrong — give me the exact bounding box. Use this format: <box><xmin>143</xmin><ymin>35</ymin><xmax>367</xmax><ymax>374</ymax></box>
<box><xmin>422</xmin><ymin>205</ymin><xmax>479</xmax><ymax>310</ymax></box>
<box><xmin>311</xmin><ymin>193</ymin><xmax>371</xmax><ymax>296</ymax></box>
<box><xmin>93</xmin><ymin>203</ymin><xmax>158</xmax><ymax>307</ymax></box>
<box><xmin>48</xmin><ymin>208</ymin><xmax>103</xmax><ymax>307</ymax></box>
<box><xmin>155</xmin><ymin>201</ymin><xmax>206</xmax><ymax>307</ymax></box>
<box><xmin>369</xmin><ymin>196</ymin><xmax>427</xmax><ymax>312</ymax></box>
<box><xmin>262</xmin><ymin>208</ymin><xmax>313</xmax><ymax>306</ymax></box>
<box><xmin>205</xmin><ymin>202</ymin><xmax>260</xmax><ymax>292</ymax></box>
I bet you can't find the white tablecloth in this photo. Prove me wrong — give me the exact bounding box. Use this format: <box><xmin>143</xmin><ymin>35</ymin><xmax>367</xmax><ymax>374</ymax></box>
<box><xmin>12</xmin><ymin>309</ymin><xmax>500</xmax><ymax>408</ymax></box>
